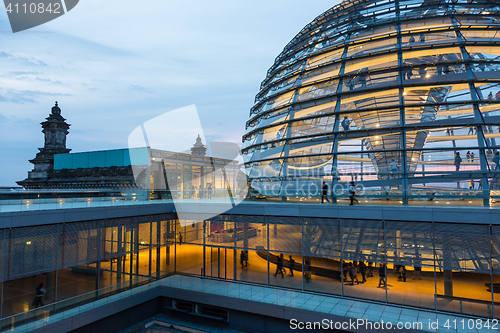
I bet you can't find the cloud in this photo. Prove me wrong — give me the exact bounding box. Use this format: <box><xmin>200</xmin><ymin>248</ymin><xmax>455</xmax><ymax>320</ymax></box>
<box><xmin>0</xmin><ymin>51</ymin><xmax>48</xmax><ymax>67</ymax></box>
<box><xmin>129</xmin><ymin>85</ymin><xmax>152</xmax><ymax>94</ymax></box>
<box><xmin>0</xmin><ymin>89</ymin><xmax>70</xmax><ymax>104</ymax></box>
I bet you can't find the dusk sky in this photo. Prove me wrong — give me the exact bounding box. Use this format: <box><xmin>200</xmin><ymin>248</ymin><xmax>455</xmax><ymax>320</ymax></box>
<box><xmin>0</xmin><ymin>0</ymin><xmax>338</xmax><ymax>186</ymax></box>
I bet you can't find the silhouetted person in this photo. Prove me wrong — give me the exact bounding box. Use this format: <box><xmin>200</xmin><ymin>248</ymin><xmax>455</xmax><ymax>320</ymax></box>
<box><xmin>349</xmin><ymin>263</ymin><xmax>359</xmax><ymax>285</ymax></box>
<box><xmin>409</xmin><ymin>36</ymin><xmax>415</xmax><ymax>44</ymax></box>
<box><xmin>488</xmin><ymin>92</ymin><xmax>494</xmax><ymax>100</ymax></box>
<box><xmin>399</xmin><ymin>264</ymin><xmax>407</xmax><ymax>282</ymax></box>
<box><xmin>321</xmin><ymin>181</ymin><xmax>330</xmax><ymax>204</ymax></box>
<box><xmin>244</xmin><ymin>251</ymin><xmax>249</xmax><ymax>267</ymax></box>
<box><xmin>207</xmin><ymin>184</ymin><xmax>213</xmax><ymax>199</ymax></box>
<box><xmin>493</xmin><ymin>151</ymin><xmax>500</xmax><ymax>171</ymax></box>
<box><xmin>378</xmin><ymin>263</ymin><xmax>386</xmax><ymax>288</ymax></box>
<box><xmin>348</xmin><ymin>79</ymin><xmax>355</xmax><ymax>91</ymax></box>
<box><xmin>367</xmin><ymin>262</ymin><xmax>374</xmax><ymax>277</ymax></box>
<box><xmin>342</xmin><ymin>116</ymin><xmax>351</xmax><ymax>131</ymax></box>
<box><xmin>454</xmin><ymin>152</ymin><xmax>462</xmax><ymax>171</ymax></box>
<box><xmin>419</xmin><ymin>33</ymin><xmax>425</xmax><ymax>42</ymax></box>
<box><xmin>349</xmin><ymin>181</ymin><xmax>358</xmax><ymax>205</ymax></box>
<box><xmin>289</xmin><ymin>255</ymin><xmax>295</xmax><ymax>277</ymax></box>
<box><xmin>33</xmin><ymin>283</ymin><xmax>46</xmax><ymax>308</ymax></box>
<box><xmin>274</xmin><ymin>253</ymin><xmax>284</xmax><ymax>277</ymax></box>
<box><xmin>178</xmin><ymin>232</ymin><xmax>183</xmax><ymax>245</ymax></box>
<box><xmin>359</xmin><ymin>261</ymin><xmax>367</xmax><ymax>283</ymax></box>
<box><xmin>240</xmin><ymin>250</ymin><xmax>246</xmax><ymax>269</ymax></box>
<box><xmin>466</xmin><ymin>151</ymin><xmax>471</xmax><ymax>163</ymax></box>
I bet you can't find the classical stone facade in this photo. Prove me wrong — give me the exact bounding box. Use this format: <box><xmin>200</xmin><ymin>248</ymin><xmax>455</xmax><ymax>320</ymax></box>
<box><xmin>18</xmin><ymin>108</ymin><xmax>218</xmax><ymax>190</ymax></box>
<box><xmin>17</xmin><ymin>102</ymin><xmax>72</xmax><ymax>188</ymax></box>
<box><xmin>190</xmin><ymin>134</ymin><xmax>207</xmax><ymax>156</ymax></box>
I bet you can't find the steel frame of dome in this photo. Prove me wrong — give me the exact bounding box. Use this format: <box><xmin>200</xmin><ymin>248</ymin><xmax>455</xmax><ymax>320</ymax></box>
<box><xmin>242</xmin><ymin>0</ymin><xmax>500</xmax><ymax>206</ymax></box>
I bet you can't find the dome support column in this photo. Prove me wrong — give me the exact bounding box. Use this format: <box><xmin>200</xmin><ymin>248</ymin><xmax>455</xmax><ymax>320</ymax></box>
<box><xmin>396</xmin><ymin>18</ymin><xmax>409</xmax><ymax>206</ymax></box>
<box><xmin>330</xmin><ymin>36</ymin><xmax>351</xmax><ymax>204</ymax></box>
<box><xmin>458</xmin><ymin>41</ymin><xmax>491</xmax><ymax>207</ymax></box>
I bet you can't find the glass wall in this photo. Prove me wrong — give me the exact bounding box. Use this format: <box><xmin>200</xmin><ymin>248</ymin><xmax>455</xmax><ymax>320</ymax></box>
<box><xmin>1</xmin><ymin>213</ymin><xmax>500</xmax><ymax>328</ymax></box>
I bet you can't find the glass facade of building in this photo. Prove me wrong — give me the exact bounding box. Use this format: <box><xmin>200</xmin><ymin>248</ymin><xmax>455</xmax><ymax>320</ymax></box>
<box><xmin>242</xmin><ymin>0</ymin><xmax>500</xmax><ymax>206</ymax></box>
<box><xmin>1</xmin><ymin>211</ymin><xmax>500</xmax><ymax>330</ymax></box>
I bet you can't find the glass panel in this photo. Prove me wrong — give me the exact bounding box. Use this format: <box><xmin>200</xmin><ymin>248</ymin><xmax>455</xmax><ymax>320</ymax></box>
<box><xmin>339</xmin><ymin>89</ymin><xmax>400</xmax><ymax>112</ymax></box>
<box><xmin>402</xmin><ymin>30</ymin><xmax>458</xmax><ymax>47</ymax></box>
<box><xmin>404</xmin><ymin>84</ymin><xmax>472</xmax><ymax>105</ymax></box>
<box><xmin>385</xmin><ymin>226</ymin><xmax>436</xmax><ymax>310</ymax></box>
<box><xmin>306</xmin><ymin>48</ymin><xmax>344</xmax><ymax>69</ymax></box>
<box><xmin>345</xmin><ymin>38</ymin><xmax>397</xmax><ymax>58</ymax></box>
<box><xmin>269</xmin><ymin>252</ymin><xmax>303</xmax><ymax>291</ymax></box>
<box><xmin>403</xmin><ymin>47</ymin><xmax>463</xmax><ymax>65</ymax></box>
<box><xmin>293</xmin><ymin>100</ymin><xmax>337</xmax><ymax>120</ymax></box>
<box><xmin>341</xmin><ymin>220</ymin><xmax>386</xmax><ymax>303</ymax></box>
<box><xmin>476</xmin><ymin>82</ymin><xmax>500</xmax><ymax>100</ymax></box>
<box><xmin>206</xmin><ymin>247</ymin><xmax>234</xmax><ymax>281</ymax></box>
<box><xmin>350</xmin><ymin>25</ymin><xmax>397</xmax><ymax>42</ymax></box>
<box><xmin>2</xmin><ymin>271</ymin><xmax>57</xmax><ymax>318</ymax></box>
<box><xmin>400</xmin><ymin>18</ymin><xmax>452</xmax><ymax>32</ymax></box>
<box><xmin>236</xmin><ymin>249</ymin><xmax>268</xmax><ymax>285</ymax></box>
<box><xmin>342</xmin><ymin>71</ymin><xmax>398</xmax><ymax>92</ymax></box>
<box><xmin>435</xmin><ymin>227</ymin><xmax>493</xmax><ymax>318</ymax></box>
<box><xmin>405</xmin><ymin>103</ymin><xmax>474</xmax><ymax>125</ymax></box>
<box><xmin>402</xmin><ymin>64</ymin><xmax>467</xmax><ymax>83</ymax></box>
<box><xmin>176</xmin><ymin>244</ymin><xmax>203</xmax><ymax>276</ymax></box>
<box><xmin>462</xmin><ymin>29</ymin><xmax>500</xmax><ymax>42</ymax></box>
<box><xmin>344</xmin><ymin>54</ymin><xmax>398</xmax><ymax>74</ymax></box>
<box><xmin>235</xmin><ymin>222</ymin><xmax>267</xmax><ymax>251</ymax></box>
<box><xmin>479</xmin><ymin>103</ymin><xmax>500</xmax><ymax>118</ymax></box>
<box><xmin>466</xmin><ymin>46</ymin><xmax>500</xmax><ymax>60</ymax></box>
<box><xmin>296</xmin><ymin>80</ymin><xmax>339</xmax><ymax>102</ymax></box>
<box><xmin>302</xmin><ymin>64</ymin><xmax>341</xmax><ymax>85</ymax></box>
<box><xmin>265</xmin><ymin>91</ymin><xmax>295</xmax><ymax>112</ymax></box>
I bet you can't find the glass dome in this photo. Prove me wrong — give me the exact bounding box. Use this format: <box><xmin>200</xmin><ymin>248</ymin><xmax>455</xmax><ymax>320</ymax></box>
<box><xmin>242</xmin><ymin>0</ymin><xmax>500</xmax><ymax>206</ymax></box>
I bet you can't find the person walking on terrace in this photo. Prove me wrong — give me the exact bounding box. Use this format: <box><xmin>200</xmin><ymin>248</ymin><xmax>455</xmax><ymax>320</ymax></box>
<box><xmin>454</xmin><ymin>152</ymin><xmax>462</xmax><ymax>171</ymax></box>
<box><xmin>349</xmin><ymin>263</ymin><xmax>359</xmax><ymax>285</ymax></box>
<box><xmin>349</xmin><ymin>181</ymin><xmax>359</xmax><ymax>205</ymax></box>
<box><xmin>32</xmin><ymin>283</ymin><xmax>46</xmax><ymax>308</ymax></box>
<box><xmin>274</xmin><ymin>253</ymin><xmax>284</xmax><ymax>278</ymax></box>
<box><xmin>178</xmin><ymin>232</ymin><xmax>183</xmax><ymax>245</ymax></box>
<box><xmin>321</xmin><ymin>181</ymin><xmax>330</xmax><ymax>204</ymax></box>
<box><xmin>378</xmin><ymin>263</ymin><xmax>386</xmax><ymax>288</ymax></box>
<box><xmin>359</xmin><ymin>261</ymin><xmax>367</xmax><ymax>283</ymax></box>
<box><xmin>207</xmin><ymin>184</ymin><xmax>213</xmax><ymax>199</ymax></box>
<box><xmin>240</xmin><ymin>250</ymin><xmax>247</xmax><ymax>269</ymax></box>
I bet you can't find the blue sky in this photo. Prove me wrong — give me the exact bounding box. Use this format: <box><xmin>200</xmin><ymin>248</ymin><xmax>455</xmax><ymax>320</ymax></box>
<box><xmin>0</xmin><ymin>0</ymin><xmax>337</xmax><ymax>186</ymax></box>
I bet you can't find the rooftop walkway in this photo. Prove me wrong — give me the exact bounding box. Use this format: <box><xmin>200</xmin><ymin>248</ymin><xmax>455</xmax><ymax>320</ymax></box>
<box><xmin>10</xmin><ymin>275</ymin><xmax>498</xmax><ymax>333</ymax></box>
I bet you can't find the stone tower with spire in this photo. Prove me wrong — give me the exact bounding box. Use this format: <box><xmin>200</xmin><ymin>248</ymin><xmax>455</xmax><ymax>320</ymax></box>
<box><xmin>18</xmin><ymin>102</ymin><xmax>71</xmax><ymax>186</ymax></box>
<box><xmin>191</xmin><ymin>134</ymin><xmax>207</xmax><ymax>156</ymax></box>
